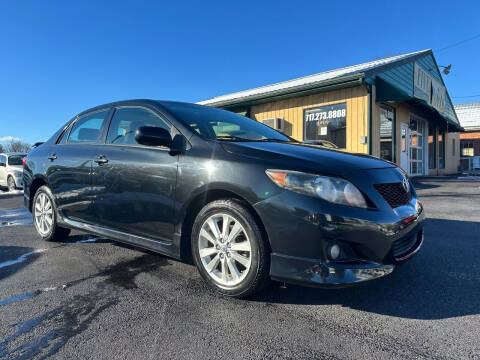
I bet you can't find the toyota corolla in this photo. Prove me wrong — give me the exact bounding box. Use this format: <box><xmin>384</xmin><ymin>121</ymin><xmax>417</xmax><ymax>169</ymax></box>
<box><xmin>23</xmin><ymin>100</ymin><xmax>424</xmax><ymax>298</ymax></box>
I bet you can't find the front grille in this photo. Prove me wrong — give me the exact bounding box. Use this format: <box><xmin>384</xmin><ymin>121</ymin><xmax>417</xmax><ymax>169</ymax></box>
<box><xmin>392</xmin><ymin>230</ymin><xmax>422</xmax><ymax>260</ymax></box>
<box><xmin>374</xmin><ymin>182</ymin><xmax>411</xmax><ymax>207</ymax></box>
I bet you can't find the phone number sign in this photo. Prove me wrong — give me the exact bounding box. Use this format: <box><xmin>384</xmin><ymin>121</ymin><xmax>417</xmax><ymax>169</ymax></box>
<box><xmin>304</xmin><ymin>103</ymin><xmax>347</xmax><ymax>125</ymax></box>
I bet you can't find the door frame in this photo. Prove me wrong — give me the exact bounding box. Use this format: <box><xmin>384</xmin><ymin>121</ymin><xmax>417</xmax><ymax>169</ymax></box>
<box><xmin>399</xmin><ymin>122</ymin><xmax>409</xmax><ymax>174</ymax></box>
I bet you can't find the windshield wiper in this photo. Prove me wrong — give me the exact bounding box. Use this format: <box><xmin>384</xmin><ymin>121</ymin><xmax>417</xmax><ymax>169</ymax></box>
<box><xmin>254</xmin><ymin>138</ymin><xmax>293</xmax><ymax>143</ymax></box>
<box><xmin>215</xmin><ymin>136</ymin><xmax>253</xmax><ymax>142</ymax></box>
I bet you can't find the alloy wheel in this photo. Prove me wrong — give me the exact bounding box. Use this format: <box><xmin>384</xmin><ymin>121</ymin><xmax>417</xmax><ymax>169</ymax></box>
<box><xmin>34</xmin><ymin>193</ymin><xmax>54</xmax><ymax>236</ymax></box>
<box><xmin>198</xmin><ymin>213</ymin><xmax>252</xmax><ymax>287</ymax></box>
<box><xmin>7</xmin><ymin>177</ymin><xmax>15</xmax><ymax>191</ymax></box>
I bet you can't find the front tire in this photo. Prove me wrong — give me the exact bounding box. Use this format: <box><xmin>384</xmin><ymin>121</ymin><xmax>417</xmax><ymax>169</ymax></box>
<box><xmin>191</xmin><ymin>199</ymin><xmax>270</xmax><ymax>298</ymax></box>
<box><xmin>33</xmin><ymin>185</ymin><xmax>71</xmax><ymax>242</ymax></box>
<box><xmin>7</xmin><ymin>176</ymin><xmax>16</xmax><ymax>191</ymax></box>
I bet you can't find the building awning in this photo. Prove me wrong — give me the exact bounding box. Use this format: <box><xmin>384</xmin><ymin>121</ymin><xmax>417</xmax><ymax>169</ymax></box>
<box><xmin>375</xmin><ymin>77</ymin><xmax>463</xmax><ymax>132</ymax></box>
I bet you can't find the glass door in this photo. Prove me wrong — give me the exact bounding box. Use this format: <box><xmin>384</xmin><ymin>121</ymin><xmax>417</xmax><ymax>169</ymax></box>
<box><xmin>408</xmin><ymin>115</ymin><xmax>425</xmax><ymax>176</ymax></box>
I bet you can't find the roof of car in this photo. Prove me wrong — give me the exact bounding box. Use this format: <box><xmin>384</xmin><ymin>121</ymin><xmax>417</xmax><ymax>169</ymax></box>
<box><xmin>75</xmin><ymin>99</ymin><xmax>202</xmax><ymax>118</ymax></box>
<box><xmin>0</xmin><ymin>152</ymin><xmax>27</xmax><ymax>156</ymax></box>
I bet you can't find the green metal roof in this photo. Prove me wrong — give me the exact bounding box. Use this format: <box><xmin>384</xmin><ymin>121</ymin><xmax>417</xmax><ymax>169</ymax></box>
<box><xmin>198</xmin><ymin>49</ymin><xmax>462</xmax><ymax>131</ymax></box>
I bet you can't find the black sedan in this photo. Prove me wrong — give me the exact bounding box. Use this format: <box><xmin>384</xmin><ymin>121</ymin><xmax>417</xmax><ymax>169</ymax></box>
<box><xmin>23</xmin><ymin>100</ymin><xmax>424</xmax><ymax>298</ymax></box>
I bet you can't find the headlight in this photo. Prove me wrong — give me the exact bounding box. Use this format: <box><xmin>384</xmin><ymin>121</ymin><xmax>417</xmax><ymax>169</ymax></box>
<box><xmin>265</xmin><ymin>169</ymin><xmax>368</xmax><ymax>208</ymax></box>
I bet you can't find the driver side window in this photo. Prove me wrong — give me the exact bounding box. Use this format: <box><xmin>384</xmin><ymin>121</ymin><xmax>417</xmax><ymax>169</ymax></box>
<box><xmin>106</xmin><ymin>107</ymin><xmax>171</xmax><ymax>145</ymax></box>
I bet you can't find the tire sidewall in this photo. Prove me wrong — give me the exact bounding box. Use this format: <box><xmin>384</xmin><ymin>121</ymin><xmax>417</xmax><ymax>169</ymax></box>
<box><xmin>7</xmin><ymin>176</ymin><xmax>16</xmax><ymax>191</ymax></box>
<box><xmin>33</xmin><ymin>186</ymin><xmax>58</xmax><ymax>241</ymax></box>
<box><xmin>192</xmin><ymin>200</ymin><xmax>264</xmax><ymax>297</ymax></box>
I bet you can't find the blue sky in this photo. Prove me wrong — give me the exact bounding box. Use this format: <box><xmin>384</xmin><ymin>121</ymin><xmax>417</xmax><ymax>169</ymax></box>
<box><xmin>1</xmin><ymin>0</ymin><xmax>479</xmax><ymax>144</ymax></box>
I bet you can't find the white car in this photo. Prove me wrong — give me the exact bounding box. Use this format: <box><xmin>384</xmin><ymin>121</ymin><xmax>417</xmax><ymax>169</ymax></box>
<box><xmin>0</xmin><ymin>152</ymin><xmax>26</xmax><ymax>191</ymax></box>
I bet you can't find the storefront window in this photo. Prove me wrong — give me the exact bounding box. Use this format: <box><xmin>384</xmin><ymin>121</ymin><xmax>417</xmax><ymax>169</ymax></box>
<box><xmin>428</xmin><ymin>123</ymin><xmax>436</xmax><ymax>169</ymax></box>
<box><xmin>438</xmin><ymin>128</ymin><xmax>445</xmax><ymax>169</ymax></box>
<box><xmin>379</xmin><ymin>106</ymin><xmax>395</xmax><ymax>162</ymax></box>
<box><xmin>304</xmin><ymin>103</ymin><xmax>346</xmax><ymax>148</ymax></box>
<box><xmin>460</xmin><ymin>140</ymin><xmax>474</xmax><ymax>157</ymax></box>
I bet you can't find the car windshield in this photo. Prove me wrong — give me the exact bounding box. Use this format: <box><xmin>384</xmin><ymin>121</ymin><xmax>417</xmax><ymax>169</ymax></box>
<box><xmin>8</xmin><ymin>155</ymin><xmax>25</xmax><ymax>165</ymax></box>
<box><xmin>162</xmin><ymin>102</ymin><xmax>292</xmax><ymax>142</ymax></box>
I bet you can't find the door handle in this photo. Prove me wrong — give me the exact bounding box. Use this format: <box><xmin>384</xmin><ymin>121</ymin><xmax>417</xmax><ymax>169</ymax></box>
<box><xmin>48</xmin><ymin>154</ymin><xmax>57</xmax><ymax>161</ymax></box>
<box><xmin>94</xmin><ymin>156</ymin><xmax>108</xmax><ymax>165</ymax></box>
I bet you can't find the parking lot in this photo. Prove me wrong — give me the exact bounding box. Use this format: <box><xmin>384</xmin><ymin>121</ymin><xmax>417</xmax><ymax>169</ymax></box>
<box><xmin>0</xmin><ymin>178</ymin><xmax>479</xmax><ymax>359</ymax></box>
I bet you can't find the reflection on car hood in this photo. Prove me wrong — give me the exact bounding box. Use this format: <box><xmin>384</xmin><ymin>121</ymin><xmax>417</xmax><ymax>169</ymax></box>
<box><xmin>221</xmin><ymin>141</ymin><xmax>395</xmax><ymax>174</ymax></box>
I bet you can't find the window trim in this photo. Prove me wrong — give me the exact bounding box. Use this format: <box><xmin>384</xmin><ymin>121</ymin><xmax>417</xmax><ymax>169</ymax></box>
<box><xmin>302</xmin><ymin>101</ymin><xmax>347</xmax><ymax>149</ymax></box>
<box><xmin>64</xmin><ymin>108</ymin><xmax>111</xmax><ymax>145</ymax></box>
<box><xmin>103</xmin><ymin>105</ymin><xmax>175</xmax><ymax>149</ymax></box>
<box><xmin>55</xmin><ymin>122</ymin><xmax>74</xmax><ymax>144</ymax></box>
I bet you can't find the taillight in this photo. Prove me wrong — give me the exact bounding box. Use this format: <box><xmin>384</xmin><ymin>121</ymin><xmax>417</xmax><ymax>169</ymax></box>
<box><xmin>22</xmin><ymin>157</ymin><xmax>26</xmax><ymax>166</ymax></box>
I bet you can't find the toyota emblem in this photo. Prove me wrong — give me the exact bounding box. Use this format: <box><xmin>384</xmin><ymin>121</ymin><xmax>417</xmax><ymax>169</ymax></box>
<box><xmin>402</xmin><ymin>178</ymin><xmax>410</xmax><ymax>193</ymax></box>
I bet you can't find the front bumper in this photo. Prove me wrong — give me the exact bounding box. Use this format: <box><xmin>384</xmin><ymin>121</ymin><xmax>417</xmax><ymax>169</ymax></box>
<box><xmin>270</xmin><ymin>227</ymin><xmax>424</xmax><ymax>287</ymax></box>
<box><xmin>254</xmin><ymin>167</ymin><xmax>425</xmax><ymax>288</ymax></box>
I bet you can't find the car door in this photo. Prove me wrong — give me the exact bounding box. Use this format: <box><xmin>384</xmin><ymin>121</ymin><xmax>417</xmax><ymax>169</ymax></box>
<box><xmin>46</xmin><ymin>108</ymin><xmax>110</xmax><ymax>223</ymax></box>
<box><xmin>91</xmin><ymin>105</ymin><xmax>178</xmax><ymax>242</ymax></box>
<box><xmin>0</xmin><ymin>155</ymin><xmax>7</xmax><ymax>186</ymax></box>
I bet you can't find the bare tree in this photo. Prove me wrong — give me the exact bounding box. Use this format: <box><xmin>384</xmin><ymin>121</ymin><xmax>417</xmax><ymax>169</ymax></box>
<box><xmin>0</xmin><ymin>143</ymin><xmax>4</xmax><ymax>153</ymax></box>
<box><xmin>4</xmin><ymin>140</ymin><xmax>31</xmax><ymax>153</ymax></box>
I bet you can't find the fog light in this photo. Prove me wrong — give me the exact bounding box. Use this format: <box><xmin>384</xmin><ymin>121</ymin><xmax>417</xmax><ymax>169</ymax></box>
<box><xmin>329</xmin><ymin>244</ymin><xmax>341</xmax><ymax>260</ymax></box>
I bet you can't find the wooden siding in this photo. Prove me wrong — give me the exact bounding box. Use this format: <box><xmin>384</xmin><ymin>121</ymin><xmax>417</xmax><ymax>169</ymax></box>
<box><xmin>250</xmin><ymin>86</ymin><xmax>369</xmax><ymax>154</ymax></box>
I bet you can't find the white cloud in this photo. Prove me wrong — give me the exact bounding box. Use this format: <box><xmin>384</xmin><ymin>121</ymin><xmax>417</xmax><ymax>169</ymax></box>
<box><xmin>0</xmin><ymin>136</ymin><xmax>21</xmax><ymax>142</ymax></box>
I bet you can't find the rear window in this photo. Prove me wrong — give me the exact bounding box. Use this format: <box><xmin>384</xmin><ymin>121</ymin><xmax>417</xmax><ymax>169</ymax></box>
<box><xmin>8</xmin><ymin>155</ymin><xmax>25</xmax><ymax>165</ymax></box>
<box><xmin>68</xmin><ymin>110</ymin><xmax>108</xmax><ymax>144</ymax></box>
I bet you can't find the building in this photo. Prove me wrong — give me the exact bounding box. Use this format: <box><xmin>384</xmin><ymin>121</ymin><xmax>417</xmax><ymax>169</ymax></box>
<box><xmin>199</xmin><ymin>49</ymin><xmax>463</xmax><ymax>176</ymax></box>
<box><xmin>455</xmin><ymin>102</ymin><xmax>480</xmax><ymax>171</ymax></box>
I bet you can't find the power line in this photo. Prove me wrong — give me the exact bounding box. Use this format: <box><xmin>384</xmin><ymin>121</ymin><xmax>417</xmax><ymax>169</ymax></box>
<box><xmin>436</xmin><ymin>32</ymin><xmax>480</xmax><ymax>53</ymax></box>
<box><xmin>452</xmin><ymin>94</ymin><xmax>480</xmax><ymax>98</ymax></box>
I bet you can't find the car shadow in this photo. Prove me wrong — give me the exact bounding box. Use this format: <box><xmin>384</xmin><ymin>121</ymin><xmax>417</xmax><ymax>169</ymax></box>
<box><xmin>411</xmin><ymin>178</ymin><xmax>441</xmax><ymax>190</ymax></box>
<box><xmin>0</xmin><ymin>246</ymin><xmax>43</xmax><ymax>281</ymax></box>
<box><xmin>250</xmin><ymin>217</ymin><xmax>480</xmax><ymax>320</ymax></box>
<box><xmin>0</xmin><ymin>191</ymin><xmax>24</xmax><ymax>199</ymax></box>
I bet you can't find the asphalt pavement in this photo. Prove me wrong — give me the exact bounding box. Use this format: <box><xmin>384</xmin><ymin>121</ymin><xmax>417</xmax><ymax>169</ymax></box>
<box><xmin>0</xmin><ymin>179</ymin><xmax>479</xmax><ymax>359</ymax></box>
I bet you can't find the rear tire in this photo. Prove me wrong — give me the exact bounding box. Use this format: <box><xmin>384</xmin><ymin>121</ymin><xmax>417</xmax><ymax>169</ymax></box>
<box><xmin>32</xmin><ymin>185</ymin><xmax>71</xmax><ymax>242</ymax></box>
<box><xmin>191</xmin><ymin>199</ymin><xmax>270</xmax><ymax>298</ymax></box>
<box><xmin>7</xmin><ymin>176</ymin><xmax>16</xmax><ymax>191</ymax></box>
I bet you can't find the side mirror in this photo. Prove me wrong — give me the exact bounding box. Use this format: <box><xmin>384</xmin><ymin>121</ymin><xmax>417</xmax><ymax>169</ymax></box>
<box><xmin>135</xmin><ymin>126</ymin><xmax>172</xmax><ymax>147</ymax></box>
<box><xmin>170</xmin><ymin>134</ymin><xmax>188</xmax><ymax>155</ymax></box>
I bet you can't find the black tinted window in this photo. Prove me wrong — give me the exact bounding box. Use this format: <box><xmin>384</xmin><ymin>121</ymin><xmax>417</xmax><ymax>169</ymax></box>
<box><xmin>8</xmin><ymin>155</ymin><xmax>24</xmax><ymax>165</ymax></box>
<box><xmin>68</xmin><ymin>110</ymin><xmax>108</xmax><ymax>144</ymax></box>
<box><xmin>162</xmin><ymin>102</ymin><xmax>290</xmax><ymax>142</ymax></box>
<box><xmin>106</xmin><ymin>107</ymin><xmax>171</xmax><ymax>145</ymax></box>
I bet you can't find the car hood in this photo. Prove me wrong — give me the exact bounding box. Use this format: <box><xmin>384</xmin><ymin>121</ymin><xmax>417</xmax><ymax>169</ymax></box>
<box><xmin>221</xmin><ymin>141</ymin><xmax>395</xmax><ymax>175</ymax></box>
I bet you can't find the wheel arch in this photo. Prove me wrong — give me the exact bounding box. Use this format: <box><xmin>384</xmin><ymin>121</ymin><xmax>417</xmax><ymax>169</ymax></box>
<box><xmin>178</xmin><ymin>188</ymin><xmax>270</xmax><ymax>263</ymax></box>
<box><xmin>28</xmin><ymin>176</ymin><xmax>48</xmax><ymax>212</ymax></box>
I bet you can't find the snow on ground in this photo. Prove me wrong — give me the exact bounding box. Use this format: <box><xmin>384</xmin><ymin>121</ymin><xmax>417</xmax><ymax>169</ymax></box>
<box><xmin>0</xmin><ymin>190</ymin><xmax>23</xmax><ymax>196</ymax></box>
<box><xmin>457</xmin><ymin>175</ymin><xmax>480</xmax><ymax>180</ymax></box>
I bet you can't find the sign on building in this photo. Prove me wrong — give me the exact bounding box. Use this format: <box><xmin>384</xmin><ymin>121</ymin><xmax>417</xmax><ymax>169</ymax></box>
<box><xmin>414</xmin><ymin>63</ymin><xmax>446</xmax><ymax>114</ymax></box>
<box><xmin>304</xmin><ymin>102</ymin><xmax>347</xmax><ymax>148</ymax></box>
